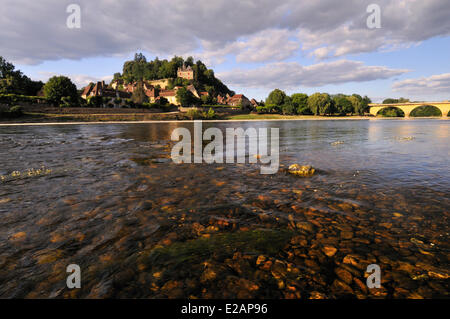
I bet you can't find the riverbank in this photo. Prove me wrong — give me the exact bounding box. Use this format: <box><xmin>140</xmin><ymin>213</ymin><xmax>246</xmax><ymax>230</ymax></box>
<box><xmin>0</xmin><ymin>110</ymin><xmax>447</xmax><ymax>125</ymax></box>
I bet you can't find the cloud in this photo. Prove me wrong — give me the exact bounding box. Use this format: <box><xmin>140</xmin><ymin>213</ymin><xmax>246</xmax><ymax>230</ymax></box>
<box><xmin>392</xmin><ymin>73</ymin><xmax>450</xmax><ymax>94</ymax></box>
<box><xmin>219</xmin><ymin>60</ymin><xmax>409</xmax><ymax>89</ymax></box>
<box><xmin>300</xmin><ymin>0</ymin><xmax>450</xmax><ymax>59</ymax></box>
<box><xmin>194</xmin><ymin>29</ymin><xmax>299</xmax><ymax>65</ymax></box>
<box><xmin>37</xmin><ymin>72</ymin><xmax>112</xmax><ymax>88</ymax></box>
<box><xmin>0</xmin><ymin>0</ymin><xmax>449</xmax><ymax>64</ymax></box>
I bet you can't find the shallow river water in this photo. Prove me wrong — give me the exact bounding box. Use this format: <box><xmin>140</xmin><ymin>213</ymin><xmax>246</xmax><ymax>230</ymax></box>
<box><xmin>0</xmin><ymin>119</ymin><xmax>448</xmax><ymax>298</ymax></box>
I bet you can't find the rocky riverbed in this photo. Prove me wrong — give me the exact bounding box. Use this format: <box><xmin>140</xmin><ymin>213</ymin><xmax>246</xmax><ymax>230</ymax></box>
<box><xmin>0</xmin><ymin>120</ymin><xmax>448</xmax><ymax>298</ymax></box>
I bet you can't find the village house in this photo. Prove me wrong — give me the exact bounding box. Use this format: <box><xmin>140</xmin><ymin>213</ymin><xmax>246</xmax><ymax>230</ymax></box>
<box><xmin>81</xmin><ymin>81</ymin><xmax>131</xmax><ymax>107</ymax></box>
<box><xmin>159</xmin><ymin>89</ymin><xmax>179</xmax><ymax>105</ymax></box>
<box><xmin>228</xmin><ymin>94</ymin><xmax>251</xmax><ymax>107</ymax></box>
<box><xmin>217</xmin><ymin>93</ymin><xmax>251</xmax><ymax>108</ymax></box>
<box><xmin>186</xmin><ymin>84</ymin><xmax>200</xmax><ymax>98</ymax></box>
<box><xmin>81</xmin><ymin>66</ymin><xmax>255</xmax><ymax>108</ymax></box>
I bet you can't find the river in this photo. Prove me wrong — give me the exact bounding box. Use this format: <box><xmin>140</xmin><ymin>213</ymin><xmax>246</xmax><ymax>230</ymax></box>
<box><xmin>0</xmin><ymin>119</ymin><xmax>448</xmax><ymax>298</ymax></box>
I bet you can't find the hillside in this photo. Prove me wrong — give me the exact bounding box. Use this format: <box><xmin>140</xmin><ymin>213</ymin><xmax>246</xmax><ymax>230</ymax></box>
<box><xmin>114</xmin><ymin>53</ymin><xmax>234</xmax><ymax>97</ymax></box>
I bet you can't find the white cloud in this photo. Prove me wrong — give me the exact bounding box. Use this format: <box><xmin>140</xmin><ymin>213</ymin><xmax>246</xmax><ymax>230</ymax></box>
<box><xmin>37</xmin><ymin>72</ymin><xmax>112</xmax><ymax>88</ymax></box>
<box><xmin>0</xmin><ymin>0</ymin><xmax>449</xmax><ymax>64</ymax></box>
<box><xmin>219</xmin><ymin>60</ymin><xmax>409</xmax><ymax>89</ymax></box>
<box><xmin>193</xmin><ymin>29</ymin><xmax>299</xmax><ymax>65</ymax></box>
<box><xmin>393</xmin><ymin>73</ymin><xmax>450</xmax><ymax>94</ymax></box>
<box><xmin>299</xmin><ymin>0</ymin><xmax>450</xmax><ymax>59</ymax></box>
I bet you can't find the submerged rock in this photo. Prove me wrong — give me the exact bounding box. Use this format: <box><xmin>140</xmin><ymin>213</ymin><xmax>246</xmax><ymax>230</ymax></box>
<box><xmin>288</xmin><ymin>164</ymin><xmax>315</xmax><ymax>177</ymax></box>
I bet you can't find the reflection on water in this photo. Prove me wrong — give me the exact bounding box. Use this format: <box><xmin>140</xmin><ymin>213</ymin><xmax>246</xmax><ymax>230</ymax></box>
<box><xmin>0</xmin><ymin>119</ymin><xmax>449</xmax><ymax>298</ymax></box>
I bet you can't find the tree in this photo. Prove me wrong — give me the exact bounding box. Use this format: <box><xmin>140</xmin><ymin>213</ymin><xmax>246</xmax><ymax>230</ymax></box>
<box><xmin>349</xmin><ymin>94</ymin><xmax>364</xmax><ymax>115</ymax></box>
<box><xmin>291</xmin><ymin>93</ymin><xmax>310</xmax><ymax>114</ymax></box>
<box><xmin>382</xmin><ymin>97</ymin><xmax>408</xmax><ymax>104</ymax></box>
<box><xmin>201</xmin><ymin>94</ymin><xmax>213</xmax><ymax>105</ymax></box>
<box><xmin>0</xmin><ymin>56</ymin><xmax>15</xmax><ymax>78</ymax></box>
<box><xmin>0</xmin><ymin>56</ymin><xmax>43</xmax><ymax>96</ymax></box>
<box><xmin>281</xmin><ymin>103</ymin><xmax>296</xmax><ymax>115</ymax></box>
<box><xmin>361</xmin><ymin>95</ymin><xmax>372</xmax><ymax>113</ymax></box>
<box><xmin>307</xmin><ymin>93</ymin><xmax>333</xmax><ymax>115</ymax></box>
<box><xmin>134</xmin><ymin>53</ymin><xmax>147</xmax><ymax>63</ymax></box>
<box><xmin>43</xmin><ymin>76</ymin><xmax>78</xmax><ymax>106</ymax></box>
<box><xmin>176</xmin><ymin>87</ymin><xmax>197</xmax><ymax>106</ymax></box>
<box><xmin>157</xmin><ymin>97</ymin><xmax>169</xmax><ymax>106</ymax></box>
<box><xmin>113</xmin><ymin>73</ymin><xmax>122</xmax><ymax>81</ymax></box>
<box><xmin>333</xmin><ymin>95</ymin><xmax>353</xmax><ymax>115</ymax></box>
<box><xmin>131</xmin><ymin>81</ymin><xmax>147</xmax><ymax>105</ymax></box>
<box><xmin>266</xmin><ymin>89</ymin><xmax>287</xmax><ymax>106</ymax></box>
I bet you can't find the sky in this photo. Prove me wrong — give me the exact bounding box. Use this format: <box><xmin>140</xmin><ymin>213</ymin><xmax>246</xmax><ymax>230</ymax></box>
<box><xmin>1</xmin><ymin>0</ymin><xmax>450</xmax><ymax>103</ymax></box>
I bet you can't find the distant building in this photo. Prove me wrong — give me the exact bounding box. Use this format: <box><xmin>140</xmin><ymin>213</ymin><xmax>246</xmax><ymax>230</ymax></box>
<box><xmin>186</xmin><ymin>84</ymin><xmax>200</xmax><ymax>98</ymax></box>
<box><xmin>225</xmin><ymin>94</ymin><xmax>251</xmax><ymax>107</ymax></box>
<box><xmin>81</xmin><ymin>81</ymin><xmax>130</xmax><ymax>101</ymax></box>
<box><xmin>159</xmin><ymin>89</ymin><xmax>179</xmax><ymax>105</ymax></box>
<box><xmin>177</xmin><ymin>64</ymin><xmax>194</xmax><ymax>80</ymax></box>
<box><xmin>147</xmin><ymin>79</ymin><xmax>171</xmax><ymax>89</ymax></box>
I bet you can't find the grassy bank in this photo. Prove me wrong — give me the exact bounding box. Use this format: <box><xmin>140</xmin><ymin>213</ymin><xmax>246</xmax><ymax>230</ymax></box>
<box><xmin>226</xmin><ymin>114</ymin><xmax>371</xmax><ymax>120</ymax></box>
<box><xmin>0</xmin><ymin>112</ymin><xmax>184</xmax><ymax>123</ymax></box>
<box><xmin>2</xmin><ymin>110</ymin><xmax>447</xmax><ymax>125</ymax></box>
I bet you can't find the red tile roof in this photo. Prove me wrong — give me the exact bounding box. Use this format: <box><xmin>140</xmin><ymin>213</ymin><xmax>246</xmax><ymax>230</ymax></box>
<box><xmin>159</xmin><ymin>90</ymin><xmax>176</xmax><ymax>97</ymax></box>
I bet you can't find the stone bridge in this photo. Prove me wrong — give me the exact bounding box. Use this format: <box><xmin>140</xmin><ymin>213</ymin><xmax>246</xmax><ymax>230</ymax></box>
<box><xmin>369</xmin><ymin>102</ymin><xmax>450</xmax><ymax>118</ymax></box>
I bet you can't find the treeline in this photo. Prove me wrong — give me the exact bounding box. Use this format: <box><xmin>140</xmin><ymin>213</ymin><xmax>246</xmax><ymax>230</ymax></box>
<box><xmin>258</xmin><ymin>89</ymin><xmax>371</xmax><ymax>115</ymax></box>
<box><xmin>0</xmin><ymin>57</ymin><xmax>43</xmax><ymax>96</ymax></box>
<box><xmin>117</xmin><ymin>53</ymin><xmax>234</xmax><ymax>97</ymax></box>
<box><xmin>382</xmin><ymin>98</ymin><xmax>409</xmax><ymax>104</ymax></box>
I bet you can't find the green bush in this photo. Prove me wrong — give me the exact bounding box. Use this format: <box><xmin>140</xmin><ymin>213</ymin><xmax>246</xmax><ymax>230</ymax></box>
<box><xmin>281</xmin><ymin>103</ymin><xmax>296</xmax><ymax>115</ymax></box>
<box><xmin>185</xmin><ymin>108</ymin><xmax>216</xmax><ymax>120</ymax></box>
<box><xmin>186</xmin><ymin>108</ymin><xmax>203</xmax><ymax>120</ymax></box>
<box><xmin>60</xmin><ymin>96</ymin><xmax>78</xmax><ymax>108</ymax></box>
<box><xmin>87</xmin><ymin>96</ymin><xmax>103</xmax><ymax>108</ymax></box>
<box><xmin>9</xmin><ymin>105</ymin><xmax>23</xmax><ymax>116</ymax></box>
<box><xmin>0</xmin><ymin>105</ymin><xmax>24</xmax><ymax>119</ymax></box>
<box><xmin>0</xmin><ymin>94</ymin><xmax>47</xmax><ymax>106</ymax></box>
<box><xmin>256</xmin><ymin>104</ymin><xmax>281</xmax><ymax>114</ymax></box>
<box><xmin>205</xmin><ymin>108</ymin><xmax>216</xmax><ymax>119</ymax></box>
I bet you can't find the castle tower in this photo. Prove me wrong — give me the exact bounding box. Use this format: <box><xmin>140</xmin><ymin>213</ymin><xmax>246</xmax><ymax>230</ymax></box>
<box><xmin>177</xmin><ymin>63</ymin><xmax>194</xmax><ymax>80</ymax></box>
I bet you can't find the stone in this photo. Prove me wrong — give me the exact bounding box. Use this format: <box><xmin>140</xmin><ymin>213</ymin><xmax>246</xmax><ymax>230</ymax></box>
<box><xmin>341</xmin><ymin>231</ymin><xmax>354</xmax><ymax>239</ymax></box>
<box><xmin>296</xmin><ymin>222</ymin><xmax>315</xmax><ymax>233</ymax></box>
<box><xmin>331</xmin><ymin>279</ymin><xmax>353</xmax><ymax>295</ymax></box>
<box><xmin>288</xmin><ymin>164</ymin><xmax>315</xmax><ymax>177</ymax></box>
<box><xmin>335</xmin><ymin>267</ymin><xmax>353</xmax><ymax>285</ymax></box>
<box><xmin>353</xmin><ymin>277</ymin><xmax>368</xmax><ymax>294</ymax></box>
<box><xmin>10</xmin><ymin>232</ymin><xmax>26</xmax><ymax>241</ymax></box>
<box><xmin>256</xmin><ymin>255</ymin><xmax>266</xmax><ymax>266</ymax></box>
<box><xmin>309</xmin><ymin>291</ymin><xmax>326</xmax><ymax>299</ymax></box>
<box><xmin>200</xmin><ymin>268</ymin><xmax>217</xmax><ymax>282</ymax></box>
<box><xmin>322</xmin><ymin>246</ymin><xmax>337</xmax><ymax>257</ymax></box>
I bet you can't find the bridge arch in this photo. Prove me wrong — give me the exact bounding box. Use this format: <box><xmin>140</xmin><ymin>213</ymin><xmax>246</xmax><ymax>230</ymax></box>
<box><xmin>409</xmin><ymin>105</ymin><xmax>442</xmax><ymax>117</ymax></box>
<box><xmin>375</xmin><ymin>106</ymin><xmax>405</xmax><ymax>117</ymax></box>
